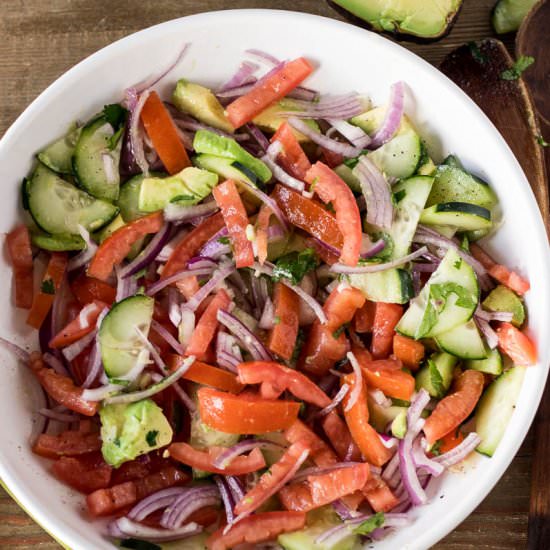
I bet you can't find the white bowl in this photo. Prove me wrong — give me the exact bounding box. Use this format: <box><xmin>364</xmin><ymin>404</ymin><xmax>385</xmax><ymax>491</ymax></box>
<box><xmin>0</xmin><ymin>9</ymin><xmax>549</xmax><ymax>550</ymax></box>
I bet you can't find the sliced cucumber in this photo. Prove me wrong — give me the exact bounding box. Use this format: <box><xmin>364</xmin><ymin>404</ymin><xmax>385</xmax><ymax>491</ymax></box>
<box><xmin>427</xmin><ymin>165</ymin><xmax>497</xmax><ymax>209</ymax></box>
<box><xmin>443</xmin><ymin>154</ymin><xmax>463</xmax><ymax>169</ymax></box>
<box><xmin>194</xmin><ymin>154</ymin><xmax>257</xmax><ymax>187</ymax></box>
<box><xmin>73</xmin><ymin>116</ymin><xmax>122</xmax><ymax>201</ymax></box>
<box><xmin>99</xmin><ymin>295</ymin><xmax>154</xmax><ymax>380</ymax></box>
<box><xmin>31</xmin><ymin>232</ymin><xmax>86</xmax><ymax>251</ymax></box>
<box><xmin>368</xmin><ymin>395</ymin><xmax>409</xmax><ymax>432</ymax></box>
<box><xmin>26</xmin><ymin>163</ymin><xmax>118</xmax><ymax>235</ymax></box>
<box><xmin>435</xmin><ymin>320</ymin><xmax>487</xmax><ymax>360</ymax></box>
<box><xmin>334</xmin><ymin>163</ymin><xmax>361</xmax><ymax>193</ymax></box>
<box><xmin>415</xmin><ymin>352</ymin><xmax>458</xmax><ymax>398</ymax></box>
<box><xmin>482</xmin><ymin>285</ymin><xmax>525</xmax><ymax>327</ymax></box>
<box><xmin>430</xmin><ymin>225</ymin><xmax>457</xmax><ymax>239</ymax></box>
<box><xmin>117</xmin><ymin>174</ymin><xmax>150</xmax><ymax>222</ymax></box>
<box><xmin>466</xmin><ymin>347</ymin><xmax>503</xmax><ymax>375</ymax></box>
<box><xmin>349</xmin><ymin>268</ymin><xmax>413</xmax><ymax>304</ymax></box>
<box><xmin>391</xmin><ymin>410</ymin><xmax>407</xmax><ymax>438</ymax></box>
<box><xmin>94</xmin><ymin>214</ymin><xmax>125</xmax><ymax>243</ymax></box>
<box><xmin>476</xmin><ymin>366</ymin><xmax>526</xmax><ymax>456</ymax></box>
<box><xmin>420</xmin><ymin>202</ymin><xmax>492</xmax><ymax>231</ymax></box>
<box><xmin>37</xmin><ymin>125</ymin><xmax>81</xmax><ymax>174</ymax></box>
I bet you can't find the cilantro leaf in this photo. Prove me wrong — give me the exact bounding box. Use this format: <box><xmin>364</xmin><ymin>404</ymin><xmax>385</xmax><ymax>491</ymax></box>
<box><xmin>273</xmin><ymin>316</ymin><xmax>281</xmax><ymax>325</ymax></box>
<box><xmin>272</xmin><ymin>248</ymin><xmax>319</xmax><ymax>285</ymax></box>
<box><xmin>453</xmin><ymin>258</ymin><xmax>462</xmax><ymax>270</ymax></box>
<box><xmin>107</xmin><ymin>126</ymin><xmax>124</xmax><ymax>150</ymax></box>
<box><xmin>430</xmin><ymin>440</ymin><xmax>443</xmax><ymax>456</ymax></box>
<box><xmin>103</xmin><ymin>103</ymin><xmax>127</xmax><ymax>130</ymax></box>
<box><xmin>41</xmin><ymin>279</ymin><xmax>55</xmax><ymax>295</ymax></box>
<box><xmin>218</xmin><ymin>236</ymin><xmax>230</xmax><ymax>245</ymax></box>
<box><xmin>146</xmin><ymin>430</ymin><xmax>159</xmax><ymax>447</ymax></box>
<box><xmin>170</xmin><ymin>194</ymin><xmax>196</xmax><ymax>203</ymax></box>
<box><xmin>428</xmin><ymin>359</ymin><xmax>445</xmax><ymax>398</ymax></box>
<box><xmin>468</xmin><ymin>42</ymin><xmax>487</xmax><ymax>65</ymax></box>
<box><xmin>501</xmin><ymin>56</ymin><xmax>535</xmax><ymax>81</ymax></box>
<box><xmin>291</xmin><ymin>328</ymin><xmax>306</xmax><ymax>364</ymax></box>
<box><xmin>537</xmin><ymin>135</ymin><xmax>549</xmax><ymax>147</ymax></box>
<box><xmin>393</xmin><ymin>189</ymin><xmax>406</xmax><ymax>204</ymax></box>
<box><xmin>333</xmin><ymin>324</ymin><xmax>347</xmax><ymax>339</ymax></box>
<box><xmin>353</xmin><ymin>512</ymin><xmax>385</xmax><ymax>535</ymax></box>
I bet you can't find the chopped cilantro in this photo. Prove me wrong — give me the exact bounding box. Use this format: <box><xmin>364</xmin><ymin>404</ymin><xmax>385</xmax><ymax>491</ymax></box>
<box><xmin>501</xmin><ymin>56</ymin><xmax>535</xmax><ymax>81</ymax></box>
<box><xmin>428</xmin><ymin>359</ymin><xmax>445</xmax><ymax>398</ymax></box>
<box><xmin>146</xmin><ymin>430</ymin><xmax>159</xmax><ymax>447</ymax></box>
<box><xmin>107</xmin><ymin>126</ymin><xmax>124</xmax><ymax>150</ymax></box>
<box><xmin>460</xmin><ymin>234</ymin><xmax>470</xmax><ymax>253</ymax></box>
<box><xmin>272</xmin><ymin>248</ymin><xmax>319</xmax><ymax>285</ymax></box>
<box><xmin>393</xmin><ymin>189</ymin><xmax>406</xmax><ymax>204</ymax></box>
<box><xmin>537</xmin><ymin>135</ymin><xmax>549</xmax><ymax>147</ymax></box>
<box><xmin>170</xmin><ymin>194</ymin><xmax>196</xmax><ymax>203</ymax></box>
<box><xmin>430</xmin><ymin>440</ymin><xmax>443</xmax><ymax>456</ymax></box>
<box><xmin>453</xmin><ymin>258</ymin><xmax>462</xmax><ymax>270</ymax></box>
<box><xmin>103</xmin><ymin>103</ymin><xmax>127</xmax><ymax>130</ymax></box>
<box><xmin>218</xmin><ymin>236</ymin><xmax>230</xmax><ymax>245</ymax></box>
<box><xmin>468</xmin><ymin>42</ymin><xmax>487</xmax><ymax>65</ymax></box>
<box><xmin>113</xmin><ymin>437</ymin><xmax>121</xmax><ymax>448</ymax></box>
<box><xmin>391</xmin><ymin>398</ymin><xmax>410</xmax><ymax>407</ymax></box>
<box><xmin>120</xmin><ymin>539</ymin><xmax>161</xmax><ymax>550</ymax></box>
<box><xmin>343</xmin><ymin>157</ymin><xmax>360</xmax><ymax>169</ymax></box>
<box><xmin>273</xmin><ymin>316</ymin><xmax>281</xmax><ymax>325</ymax></box>
<box><xmin>353</xmin><ymin>512</ymin><xmax>385</xmax><ymax>535</ymax></box>
<box><xmin>41</xmin><ymin>279</ymin><xmax>55</xmax><ymax>295</ymax></box>
<box><xmin>332</xmin><ymin>324</ymin><xmax>347</xmax><ymax>339</ymax></box>
<box><xmin>291</xmin><ymin>328</ymin><xmax>306</xmax><ymax>364</ymax></box>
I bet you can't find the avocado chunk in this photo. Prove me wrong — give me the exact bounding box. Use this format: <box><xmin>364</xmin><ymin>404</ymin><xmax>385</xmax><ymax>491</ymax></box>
<box><xmin>492</xmin><ymin>0</ymin><xmax>538</xmax><ymax>34</ymax></box>
<box><xmin>391</xmin><ymin>410</ymin><xmax>408</xmax><ymax>438</ymax></box>
<box><xmin>31</xmin><ymin>231</ymin><xmax>86</xmax><ymax>252</ymax></box>
<box><xmin>330</xmin><ymin>0</ymin><xmax>463</xmax><ymax>40</ymax></box>
<box><xmin>172</xmin><ymin>79</ymin><xmax>234</xmax><ymax>134</ymax></box>
<box><xmin>415</xmin><ymin>352</ymin><xmax>457</xmax><ymax>398</ymax></box>
<box><xmin>100</xmin><ymin>399</ymin><xmax>173</xmax><ymax>467</ymax></box>
<box><xmin>138</xmin><ymin>167</ymin><xmax>218</xmax><ymax>212</ymax></box>
<box><xmin>482</xmin><ymin>284</ymin><xmax>525</xmax><ymax>327</ymax></box>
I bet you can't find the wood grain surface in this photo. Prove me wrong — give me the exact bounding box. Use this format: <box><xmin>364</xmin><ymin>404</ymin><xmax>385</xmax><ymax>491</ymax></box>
<box><xmin>0</xmin><ymin>1</ymin><xmax>539</xmax><ymax>548</ymax></box>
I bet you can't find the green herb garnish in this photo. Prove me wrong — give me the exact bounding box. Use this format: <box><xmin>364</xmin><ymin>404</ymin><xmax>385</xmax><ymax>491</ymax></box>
<box><xmin>146</xmin><ymin>430</ymin><xmax>159</xmax><ymax>447</ymax></box>
<box><xmin>272</xmin><ymin>248</ymin><xmax>319</xmax><ymax>285</ymax></box>
<box><xmin>41</xmin><ymin>279</ymin><xmax>55</xmax><ymax>295</ymax></box>
<box><xmin>501</xmin><ymin>56</ymin><xmax>535</xmax><ymax>81</ymax></box>
<box><xmin>536</xmin><ymin>135</ymin><xmax>549</xmax><ymax>147</ymax></box>
<box><xmin>353</xmin><ymin>512</ymin><xmax>385</xmax><ymax>535</ymax></box>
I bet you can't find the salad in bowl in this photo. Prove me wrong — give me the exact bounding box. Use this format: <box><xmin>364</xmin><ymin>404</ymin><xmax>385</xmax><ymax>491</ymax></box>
<box><xmin>2</xmin><ymin>45</ymin><xmax>537</xmax><ymax>550</ymax></box>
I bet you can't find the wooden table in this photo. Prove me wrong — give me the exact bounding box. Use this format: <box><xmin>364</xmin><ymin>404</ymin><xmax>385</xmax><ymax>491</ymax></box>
<box><xmin>0</xmin><ymin>1</ymin><xmax>533</xmax><ymax>548</ymax></box>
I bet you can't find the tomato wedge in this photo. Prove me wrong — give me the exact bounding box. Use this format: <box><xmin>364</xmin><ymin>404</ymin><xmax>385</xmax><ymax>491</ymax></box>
<box><xmin>213</xmin><ymin>179</ymin><xmax>254</xmax><ymax>268</ymax></box>
<box><xmin>371</xmin><ymin>303</ymin><xmax>403</xmax><ymax>359</ymax></box>
<box><xmin>86</xmin><ymin>466</ymin><xmax>189</xmax><ymax>517</ymax></box>
<box><xmin>140</xmin><ymin>90</ymin><xmax>191</xmax><ymax>174</ymax></box>
<box><xmin>496</xmin><ymin>322</ymin><xmax>537</xmax><ymax>366</ymax></box>
<box><xmin>321</xmin><ymin>410</ymin><xmax>360</xmax><ymax>461</ymax></box>
<box><xmin>393</xmin><ymin>333</ymin><xmax>425</xmax><ymax>371</ymax></box>
<box><xmin>27</xmin><ymin>252</ymin><xmax>68</xmax><ymax>329</ymax></box>
<box><xmin>279</xmin><ymin>462</ymin><xmax>370</xmax><ymax>512</ymax></box>
<box><xmin>354</xmin><ymin>300</ymin><xmax>376</xmax><ymax>333</ymax></box>
<box><xmin>207</xmin><ymin>511</ymin><xmax>306</xmax><ymax>550</ymax></box>
<box><xmin>71</xmin><ymin>274</ymin><xmax>116</xmax><ymax>305</ymax></box>
<box><xmin>272</xmin><ymin>184</ymin><xmax>343</xmax><ymax>250</ymax></box>
<box><xmin>304</xmin><ymin>236</ymin><xmax>339</xmax><ymax>266</ymax></box>
<box><xmin>168</xmin><ymin>354</ymin><xmax>243</xmax><ymax>393</ymax></box>
<box><xmin>198</xmin><ymin>387</ymin><xmax>301</xmax><ymax>434</ymax></box>
<box><xmin>33</xmin><ymin>431</ymin><xmax>101</xmax><ymax>459</ymax></box>
<box><xmin>271</xmin><ymin>121</ymin><xmax>311</xmax><ymax>180</ymax></box>
<box><xmin>305</xmin><ymin>162</ymin><xmax>362</xmax><ymax>266</ymax></box>
<box><xmin>362</xmin><ymin>476</ymin><xmax>400</xmax><ymax>512</ymax></box>
<box><xmin>49</xmin><ymin>300</ymin><xmax>107</xmax><ymax>348</ymax></box>
<box><xmin>284</xmin><ymin>420</ymin><xmax>338</xmax><ymax>467</ymax></box>
<box><xmin>438</xmin><ymin>429</ymin><xmax>465</xmax><ymax>455</ymax></box>
<box><xmin>342</xmin><ymin>373</ymin><xmax>393</xmax><ymax>467</ymax></box>
<box><xmin>168</xmin><ymin>442</ymin><xmax>266</xmax><ymax>475</ymax></box>
<box><xmin>238</xmin><ymin>361</ymin><xmax>331</xmax><ymax>408</ymax></box>
<box><xmin>234</xmin><ymin>441</ymin><xmax>310</xmax><ymax>517</ymax></box>
<box><xmin>299</xmin><ymin>286</ymin><xmax>365</xmax><ymax>376</ymax></box>
<box><xmin>423</xmin><ymin>370</ymin><xmax>484</xmax><ymax>444</ymax></box>
<box><xmin>52</xmin><ymin>453</ymin><xmax>112</xmax><ymax>493</ymax></box>
<box><xmin>88</xmin><ymin>212</ymin><xmax>164</xmax><ymax>281</ymax></box>
<box><xmin>226</xmin><ymin>57</ymin><xmax>313</xmax><ymax>128</ymax></box>
<box><xmin>267</xmin><ymin>283</ymin><xmax>299</xmax><ymax>360</ymax></box>
<box><xmin>255</xmin><ymin>204</ymin><xmax>272</xmax><ymax>265</ymax></box>
<box><xmin>185</xmin><ymin>289</ymin><xmax>231</xmax><ymax>360</ymax></box>
<box><xmin>6</xmin><ymin>225</ymin><xmax>34</xmax><ymax>309</ymax></box>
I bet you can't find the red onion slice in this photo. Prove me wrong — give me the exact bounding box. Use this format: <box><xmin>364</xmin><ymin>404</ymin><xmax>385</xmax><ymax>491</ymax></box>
<box><xmin>116</xmin><ymin>266</ymin><xmax>138</xmax><ymax>301</ymax></box>
<box><xmin>344</xmin><ymin>352</ymin><xmax>363</xmax><ymax>412</ymax></box>
<box><xmin>161</xmin><ymin>485</ymin><xmax>219</xmax><ymax>529</ymax></box>
<box><xmin>327</xmin><ymin>119</ymin><xmax>371</xmax><ymax>149</ymax></box>
<box><xmin>128</xmin><ymin>487</ymin><xmax>187</xmax><ymax>522</ymax></box>
<box><xmin>262</xmin><ymin>141</ymin><xmax>306</xmax><ymax>192</ymax></box>
<box><xmin>237</xmin><ymin>178</ymin><xmax>289</xmax><ymax>231</ymax></box>
<box><xmin>43</xmin><ymin>352</ymin><xmax>70</xmax><ymax>376</ymax></box>
<box><xmin>108</xmin><ymin>517</ymin><xmax>201</xmax><ymax>542</ymax></box>
<box><xmin>128</xmin><ymin>89</ymin><xmax>151</xmax><ymax>175</ymax></box>
<box><xmin>245</xmin><ymin>48</ymin><xmax>281</xmax><ymax>66</ymax></box>
<box><xmin>258</xmin><ymin>297</ymin><xmax>275</xmax><ymax>330</ymax></box>
<box><xmin>317</xmin><ymin>383</ymin><xmax>349</xmax><ymax>417</ymax></box>
<box><xmin>81</xmin><ymin>339</ymin><xmax>103</xmax><ymax>389</ymax></box>
<box><xmin>226</xmin><ymin>476</ymin><xmax>245</xmax><ymax>502</ymax></box>
<box><xmin>280</xmin><ymin>93</ymin><xmax>364</xmax><ymax>120</ymax></box>
<box><xmin>151</xmin><ymin>319</ymin><xmax>185</xmax><ymax>355</ymax></box>
<box><xmin>184</xmin><ymin>263</ymin><xmax>236</xmax><ymax>312</ymax></box>
<box><xmin>214</xmin><ymin>475</ymin><xmax>235</xmax><ymax>525</ymax></box>
<box><xmin>38</xmin><ymin>408</ymin><xmax>80</xmax><ymax>423</ymax></box>
<box><xmin>331</xmin><ymin>246</ymin><xmax>427</xmax><ymax>275</ymax></box>
<box><xmin>398</xmin><ymin>418</ymin><xmax>428</xmax><ymax>506</ymax></box>
<box><xmin>61</xmin><ymin>330</ymin><xmax>96</xmax><ymax>362</ymax></box>
<box><xmin>369</xmin><ymin>388</ymin><xmax>392</xmax><ymax>408</ymax></box>
<box><xmin>219</xmin><ymin>60</ymin><xmax>259</xmax><ymax>92</ymax></box>
<box><xmin>411</xmin><ymin>436</ymin><xmax>445</xmax><ymax>477</ymax></box>
<box><xmin>433</xmin><ymin>432</ymin><xmax>482</xmax><ymax>467</ymax></box>
<box><xmin>81</xmin><ymin>383</ymin><xmax>120</xmax><ymax>402</ymax></box>
<box><xmin>246</xmin><ymin>122</ymin><xmax>271</xmax><ymax>152</ymax></box>
<box><xmin>0</xmin><ymin>336</ymin><xmax>30</xmax><ymax>363</ymax></box>
<box><xmin>369</xmin><ymin>82</ymin><xmax>405</xmax><ymax>149</ymax></box>
<box><xmin>361</xmin><ymin>237</ymin><xmax>386</xmax><ymax>259</ymax></box>
<box><xmin>475</xmin><ymin>307</ymin><xmax>513</xmax><ymax>323</ymax></box>
<box><xmin>474</xmin><ymin>316</ymin><xmax>499</xmax><ymax>349</ymax></box>
<box><xmin>213</xmin><ymin>439</ymin><xmax>286</xmax><ymax>470</ymax></box>
<box><xmin>67</xmin><ymin>225</ymin><xmax>98</xmax><ymax>272</ymax></box>
<box><xmin>146</xmin><ymin>266</ymin><xmax>214</xmax><ymax>296</ymax></box>
<box><xmin>164</xmin><ymin>201</ymin><xmax>219</xmax><ymax>224</ymax></box>
<box><xmin>178</xmin><ymin>307</ymin><xmax>196</xmax><ymax>352</ymax></box>
<box><xmin>216</xmin><ymin>83</ymin><xmax>256</xmax><ymax>99</ymax></box>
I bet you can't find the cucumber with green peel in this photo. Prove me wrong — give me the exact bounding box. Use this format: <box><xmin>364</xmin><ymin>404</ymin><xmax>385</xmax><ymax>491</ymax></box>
<box><xmin>194</xmin><ymin>154</ymin><xmax>258</xmax><ymax>187</ymax></box>
<box><xmin>435</xmin><ymin>319</ymin><xmax>487</xmax><ymax>360</ymax></box>
<box><xmin>99</xmin><ymin>295</ymin><xmax>154</xmax><ymax>381</ymax></box>
<box><xmin>482</xmin><ymin>285</ymin><xmax>525</xmax><ymax>327</ymax></box>
<box><xmin>442</xmin><ymin>154</ymin><xmax>463</xmax><ymax>169</ymax></box>
<box><xmin>117</xmin><ymin>174</ymin><xmax>152</xmax><ymax>222</ymax></box>
<box><xmin>476</xmin><ymin>366</ymin><xmax>526</xmax><ymax>456</ymax></box>
<box><xmin>334</xmin><ymin>163</ymin><xmax>361</xmax><ymax>192</ymax></box>
<box><xmin>37</xmin><ymin>125</ymin><xmax>81</xmax><ymax>174</ymax></box>
<box><xmin>349</xmin><ymin>268</ymin><xmax>413</xmax><ymax>304</ymax></box>
<box><xmin>94</xmin><ymin>214</ymin><xmax>125</xmax><ymax>243</ymax></box>
<box><xmin>430</xmin><ymin>225</ymin><xmax>457</xmax><ymax>239</ymax></box>
<box><xmin>391</xmin><ymin>410</ymin><xmax>407</xmax><ymax>439</ymax></box>
<box><xmin>466</xmin><ymin>347</ymin><xmax>503</xmax><ymax>375</ymax></box>
<box><xmin>368</xmin><ymin>396</ymin><xmax>409</xmax><ymax>432</ymax></box>
<box><xmin>31</xmin><ymin>232</ymin><xmax>86</xmax><ymax>251</ymax></box>
<box><xmin>415</xmin><ymin>352</ymin><xmax>458</xmax><ymax>398</ymax></box>
<box><xmin>25</xmin><ymin>163</ymin><xmax>118</xmax><ymax>235</ymax></box>
<box><xmin>420</xmin><ymin>202</ymin><xmax>492</xmax><ymax>231</ymax></box>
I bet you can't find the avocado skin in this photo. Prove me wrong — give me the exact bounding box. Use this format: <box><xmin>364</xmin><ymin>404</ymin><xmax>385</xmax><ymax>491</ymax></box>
<box><xmin>328</xmin><ymin>0</ymin><xmax>464</xmax><ymax>43</ymax></box>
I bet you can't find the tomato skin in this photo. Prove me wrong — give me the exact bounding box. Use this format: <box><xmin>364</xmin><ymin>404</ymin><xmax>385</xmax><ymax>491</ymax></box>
<box><xmin>33</xmin><ymin>431</ymin><xmax>102</xmax><ymax>459</ymax></box>
<box><xmin>71</xmin><ymin>274</ymin><xmax>116</xmax><ymax>305</ymax></box>
<box><xmin>238</xmin><ymin>361</ymin><xmax>331</xmax><ymax>408</ymax></box>
<box><xmin>393</xmin><ymin>333</ymin><xmax>425</xmax><ymax>371</ymax></box>
<box><xmin>140</xmin><ymin>91</ymin><xmax>191</xmax><ymax>174</ymax></box>
<box><xmin>423</xmin><ymin>370</ymin><xmax>485</xmax><ymax>444</ymax></box>
<box><xmin>305</xmin><ymin>162</ymin><xmax>362</xmax><ymax>266</ymax></box>
<box><xmin>354</xmin><ymin>300</ymin><xmax>376</xmax><ymax>333</ymax></box>
<box><xmin>272</xmin><ymin>184</ymin><xmax>343</xmax><ymax>249</ymax></box>
<box><xmin>496</xmin><ymin>322</ymin><xmax>537</xmax><ymax>366</ymax></box>
<box><xmin>213</xmin><ymin>179</ymin><xmax>254</xmax><ymax>268</ymax></box>
<box><xmin>321</xmin><ymin>410</ymin><xmax>360</xmax><ymax>461</ymax></box>
<box><xmin>49</xmin><ymin>300</ymin><xmax>107</xmax><ymax>348</ymax></box>
<box><xmin>304</xmin><ymin>236</ymin><xmax>339</xmax><ymax>266</ymax></box>
<box><xmin>198</xmin><ymin>387</ymin><xmax>301</xmax><ymax>434</ymax></box>
<box><xmin>437</xmin><ymin>429</ymin><xmax>465</xmax><ymax>455</ymax></box>
<box><xmin>207</xmin><ymin>511</ymin><xmax>306</xmax><ymax>550</ymax></box>
<box><xmin>284</xmin><ymin>420</ymin><xmax>338</xmax><ymax>467</ymax></box>
<box><xmin>255</xmin><ymin>204</ymin><xmax>272</xmax><ymax>265</ymax></box>
<box><xmin>6</xmin><ymin>225</ymin><xmax>34</xmax><ymax>309</ymax></box>
<box><xmin>371</xmin><ymin>303</ymin><xmax>403</xmax><ymax>359</ymax></box>
<box><xmin>271</xmin><ymin>121</ymin><xmax>311</xmax><ymax>180</ymax></box>
<box><xmin>362</xmin><ymin>476</ymin><xmax>399</xmax><ymax>512</ymax></box>
<box><xmin>268</xmin><ymin>282</ymin><xmax>299</xmax><ymax>360</ymax></box>
<box><xmin>168</xmin><ymin>442</ymin><xmax>266</xmax><ymax>475</ymax></box>
<box><xmin>226</xmin><ymin>57</ymin><xmax>313</xmax><ymax>128</ymax></box>
<box><xmin>88</xmin><ymin>212</ymin><xmax>164</xmax><ymax>281</ymax></box>
<box><xmin>51</xmin><ymin>453</ymin><xmax>112</xmax><ymax>493</ymax></box>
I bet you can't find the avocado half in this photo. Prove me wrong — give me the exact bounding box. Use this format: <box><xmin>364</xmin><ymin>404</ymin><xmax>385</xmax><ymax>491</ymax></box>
<box><xmin>328</xmin><ymin>0</ymin><xmax>463</xmax><ymax>42</ymax></box>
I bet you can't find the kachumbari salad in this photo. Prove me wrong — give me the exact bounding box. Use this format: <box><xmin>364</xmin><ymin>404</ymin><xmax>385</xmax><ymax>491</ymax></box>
<box><xmin>3</xmin><ymin>47</ymin><xmax>537</xmax><ymax>549</ymax></box>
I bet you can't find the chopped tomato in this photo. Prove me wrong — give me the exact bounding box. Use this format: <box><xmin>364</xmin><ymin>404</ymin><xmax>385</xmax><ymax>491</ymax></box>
<box><xmin>197</xmin><ymin>387</ymin><xmax>301</xmax><ymax>434</ymax></box>
<box><xmin>321</xmin><ymin>410</ymin><xmax>361</xmax><ymax>461</ymax></box>
<box><xmin>140</xmin><ymin>91</ymin><xmax>191</xmax><ymax>174</ymax></box>
<box><xmin>185</xmin><ymin>289</ymin><xmax>231</xmax><ymax>360</ymax></box>
<box><xmin>33</xmin><ymin>431</ymin><xmax>101</xmax><ymax>459</ymax></box>
<box><xmin>423</xmin><ymin>370</ymin><xmax>485</xmax><ymax>444</ymax></box>
<box><xmin>272</xmin><ymin>184</ymin><xmax>343</xmax><ymax>250</ymax></box>
<box><xmin>342</xmin><ymin>373</ymin><xmax>393</xmax><ymax>467</ymax></box>
<box><xmin>234</xmin><ymin>441</ymin><xmax>310</xmax><ymax>517</ymax></box>
<box><xmin>304</xmin><ymin>236</ymin><xmax>339</xmax><ymax>266</ymax></box>
<box><xmin>238</xmin><ymin>361</ymin><xmax>331</xmax><ymax>408</ymax></box>
<box><xmin>186</xmin><ymin>506</ymin><xmax>220</xmax><ymax>528</ymax></box>
<box><xmin>88</xmin><ymin>212</ymin><xmax>163</xmax><ymax>281</ymax></box>
<box><xmin>29</xmin><ymin>352</ymin><xmax>98</xmax><ymax>416</ymax></box>
<box><xmin>6</xmin><ymin>225</ymin><xmax>34</xmax><ymax>309</ymax></box>
<box><xmin>305</xmin><ymin>162</ymin><xmax>362</xmax><ymax>266</ymax></box>
<box><xmin>362</xmin><ymin>476</ymin><xmax>400</xmax><ymax>512</ymax></box>
<box><xmin>168</xmin><ymin>442</ymin><xmax>265</xmax><ymax>475</ymax></box>
<box><xmin>354</xmin><ymin>300</ymin><xmax>376</xmax><ymax>333</ymax></box>
<box><xmin>49</xmin><ymin>300</ymin><xmax>107</xmax><ymax>348</ymax></box>
<box><xmin>255</xmin><ymin>204</ymin><xmax>272</xmax><ymax>265</ymax></box>
<box><xmin>51</xmin><ymin>453</ymin><xmax>112</xmax><ymax>493</ymax></box>
<box><xmin>438</xmin><ymin>429</ymin><xmax>465</xmax><ymax>455</ymax></box>
<box><xmin>284</xmin><ymin>419</ymin><xmax>338</xmax><ymax>467</ymax></box>
<box><xmin>496</xmin><ymin>322</ymin><xmax>537</xmax><ymax>366</ymax></box>
<box><xmin>320</xmin><ymin>147</ymin><xmax>345</xmax><ymax>168</ymax></box>
<box><xmin>27</xmin><ymin>252</ymin><xmax>68</xmax><ymax>329</ymax></box>
<box><xmin>352</xmin><ymin>343</ymin><xmax>403</xmax><ymax>371</ymax></box>
<box><xmin>393</xmin><ymin>333</ymin><xmax>425</xmax><ymax>371</ymax></box>
<box><xmin>207</xmin><ymin>511</ymin><xmax>306</xmax><ymax>550</ymax></box>
<box><xmin>371</xmin><ymin>303</ymin><xmax>403</xmax><ymax>359</ymax></box>
<box><xmin>110</xmin><ymin>460</ymin><xmax>151</xmax><ymax>486</ymax></box>
<box><xmin>226</xmin><ymin>58</ymin><xmax>314</xmax><ymax>128</ymax></box>
<box><xmin>271</xmin><ymin>121</ymin><xmax>311</xmax><ymax>180</ymax></box>
<box><xmin>70</xmin><ymin>274</ymin><xmax>116</xmax><ymax>306</ymax></box>
<box><xmin>279</xmin><ymin>462</ymin><xmax>370</xmax><ymax>512</ymax></box>
<box><xmin>299</xmin><ymin>286</ymin><xmax>365</xmax><ymax>376</ymax></box>
<box><xmin>167</xmin><ymin>354</ymin><xmax>243</xmax><ymax>393</ymax></box>
<box><xmin>267</xmin><ymin>282</ymin><xmax>299</xmax><ymax>360</ymax></box>
<box><xmin>213</xmin><ymin>179</ymin><xmax>254</xmax><ymax>268</ymax></box>
<box><xmin>86</xmin><ymin>467</ymin><xmax>189</xmax><ymax>517</ymax></box>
